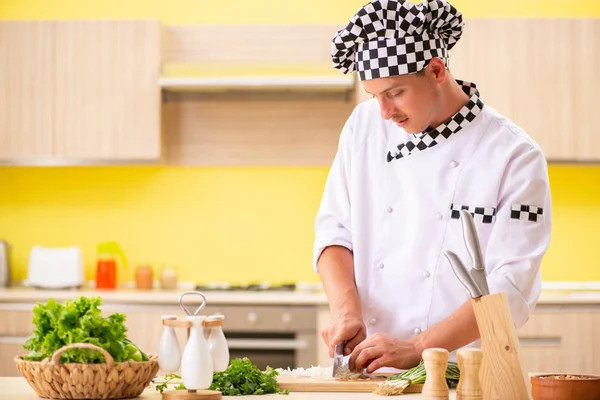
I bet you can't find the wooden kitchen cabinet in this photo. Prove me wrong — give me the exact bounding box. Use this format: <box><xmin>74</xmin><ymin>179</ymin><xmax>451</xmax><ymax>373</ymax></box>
<box><xmin>517</xmin><ymin>305</ymin><xmax>600</xmax><ymax>375</ymax></box>
<box><xmin>0</xmin><ymin>304</ymin><xmax>35</xmax><ymax>377</ymax></box>
<box><xmin>0</xmin><ymin>21</ymin><xmax>162</xmax><ymax>163</ymax></box>
<box><xmin>443</xmin><ymin>18</ymin><xmax>600</xmax><ymax>162</ymax></box>
<box><xmin>0</xmin><ymin>23</ymin><xmax>55</xmax><ymax>159</ymax></box>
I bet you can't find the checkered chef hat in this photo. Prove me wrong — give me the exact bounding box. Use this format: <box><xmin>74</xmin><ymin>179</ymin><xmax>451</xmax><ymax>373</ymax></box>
<box><xmin>332</xmin><ymin>0</ymin><xmax>464</xmax><ymax>80</ymax></box>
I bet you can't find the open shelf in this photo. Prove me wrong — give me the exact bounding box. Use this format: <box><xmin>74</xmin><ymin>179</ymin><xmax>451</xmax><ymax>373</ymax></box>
<box><xmin>158</xmin><ymin>75</ymin><xmax>355</xmax><ymax>92</ymax></box>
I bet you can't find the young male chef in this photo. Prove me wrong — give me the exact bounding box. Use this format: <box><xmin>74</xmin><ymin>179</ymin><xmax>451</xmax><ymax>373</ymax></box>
<box><xmin>314</xmin><ymin>0</ymin><xmax>552</xmax><ymax>373</ymax></box>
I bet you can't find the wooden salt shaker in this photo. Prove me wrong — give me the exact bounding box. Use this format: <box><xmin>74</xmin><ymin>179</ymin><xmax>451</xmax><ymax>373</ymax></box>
<box><xmin>456</xmin><ymin>348</ymin><xmax>483</xmax><ymax>400</ymax></box>
<box><xmin>422</xmin><ymin>348</ymin><xmax>450</xmax><ymax>400</ymax></box>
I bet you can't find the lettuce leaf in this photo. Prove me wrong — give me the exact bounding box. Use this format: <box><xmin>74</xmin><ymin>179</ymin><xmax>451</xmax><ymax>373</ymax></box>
<box><xmin>22</xmin><ymin>296</ymin><xmax>147</xmax><ymax>363</ymax></box>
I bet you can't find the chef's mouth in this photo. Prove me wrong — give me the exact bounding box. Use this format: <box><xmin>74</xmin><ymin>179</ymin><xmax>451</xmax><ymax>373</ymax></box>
<box><xmin>394</xmin><ymin>117</ymin><xmax>409</xmax><ymax>127</ymax></box>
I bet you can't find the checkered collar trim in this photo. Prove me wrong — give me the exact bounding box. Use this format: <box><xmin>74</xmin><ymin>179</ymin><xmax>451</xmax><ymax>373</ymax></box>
<box><xmin>332</xmin><ymin>0</ymin><xmax>464</xmax><ymax>80</ymax></box>
<box><xmin>387</xmin><ymin>80</ymin><xmax>484</xmax><ymax>162</ymax></box>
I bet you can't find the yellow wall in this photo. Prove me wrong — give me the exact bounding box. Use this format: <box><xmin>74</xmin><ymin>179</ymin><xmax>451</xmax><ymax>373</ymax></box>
<box><xmin>1</xmin><ymin>0</ymin><xmax>599</xmax><ymax>284</ymax></box>
<box><xmin>1</xmin><ymin>0</ymin><xmax>599</xmax><ymax>22</ymax></box>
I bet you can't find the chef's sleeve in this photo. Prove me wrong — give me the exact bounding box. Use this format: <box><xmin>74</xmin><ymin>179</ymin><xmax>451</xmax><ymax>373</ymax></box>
<box><xmin>485</xmin><ymin>144</ymin><xmax>552</xmax><ymax>328</ymax></box>
<box><xmin>313</xmin><ymin>114</ymin><xmax>355</xmax><ymax>273</ymax></box>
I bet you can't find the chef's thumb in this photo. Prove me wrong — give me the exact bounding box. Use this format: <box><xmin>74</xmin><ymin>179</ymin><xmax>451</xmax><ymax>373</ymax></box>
<box><xmin>344</xmin><ymin>336</ymin><xmax>362</xmax><ymax>356</ymax></box>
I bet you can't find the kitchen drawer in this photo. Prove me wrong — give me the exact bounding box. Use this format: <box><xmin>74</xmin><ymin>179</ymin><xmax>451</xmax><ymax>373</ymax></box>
<box><xmin>202</xmin><ymin>305</ymin><xmax>317</xmax><ymax>333</ymax></box>
<box><xmin>0</xmin><ymin>305</ymin><xmax>34</xmax><ymax>336</ymax></box>
<box><xmin>0</xmin><ymin>340</ymin><xmax>28</xmax><ymax>377</ymax></box>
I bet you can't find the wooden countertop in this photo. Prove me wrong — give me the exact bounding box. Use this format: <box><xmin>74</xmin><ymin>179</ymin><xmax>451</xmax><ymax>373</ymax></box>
<box><xmin>1</xmin><ymin>287</ymin><xmax>600</xmax><ymax>306</ymax></box>
<box><xmin>0</xmin><ymin>377</ymin><xmax>456</xmax><ymax>399</ymax></box>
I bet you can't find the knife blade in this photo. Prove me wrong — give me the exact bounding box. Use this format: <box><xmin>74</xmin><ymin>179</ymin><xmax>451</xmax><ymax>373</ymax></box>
<box><xmin>332</xmin><ymin>341</ymin><xmax>347</xmax><ymax>378</ymax></box>
<box><xmin>459</xmin><ymin>210</ymin><xmax>490</xmax><ymax>296</ymax></box>
<box><xmin>444</xmin><ymin>250</ymin><xmax>483</xmax><ymax>298</ymax></box>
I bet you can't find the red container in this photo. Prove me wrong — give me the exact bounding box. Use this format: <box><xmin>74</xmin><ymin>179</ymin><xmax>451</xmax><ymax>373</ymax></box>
<box><xmin>96</xmin><ymin>259</ymin><xmax>117</xmax><ymax>289</ymax></box>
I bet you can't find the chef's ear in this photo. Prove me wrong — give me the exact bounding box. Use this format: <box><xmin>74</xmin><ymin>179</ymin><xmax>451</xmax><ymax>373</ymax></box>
<box><xmin>424</xmin><ymin>57</ymin><xmax>448</xmax><ymax>84</ymax></box>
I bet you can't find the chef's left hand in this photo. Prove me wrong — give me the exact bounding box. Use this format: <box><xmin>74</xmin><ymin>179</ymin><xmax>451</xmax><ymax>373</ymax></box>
<box><xmin>348</xmin><ymin>333</ymin><xmax>422</xmax><ymax>373</ymax></box>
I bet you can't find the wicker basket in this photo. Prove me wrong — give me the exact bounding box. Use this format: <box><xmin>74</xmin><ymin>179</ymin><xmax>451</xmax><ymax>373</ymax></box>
<box><xmin>14</xmin><ymin>343</ymin><xmax>159</xmax><ymax>399</ymax></box>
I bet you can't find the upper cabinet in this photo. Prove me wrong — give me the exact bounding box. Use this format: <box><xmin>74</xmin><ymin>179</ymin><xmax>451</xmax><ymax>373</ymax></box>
<box><xmin>449</xmin><ymin>19</ymin><xmax>600</xmax><ymax>162</ymax></box>
<box><xmin>0</xmin><ymin>21</ymin><xmax>162</xmax><ymax>164</ymax></box>
<box><xmin>0</xmin><ymin>23</ymin><xmax>55</xmax><ymax>159</ymax></box>
<box><xmin>1</xmin><ymin>19</ymin><xmax>598</xmax><ymax>165</ymax></box>
<box><xmin>159</xmin><ymin>25</ymin><xmax>357</xmax><ymax>166</ymax></box>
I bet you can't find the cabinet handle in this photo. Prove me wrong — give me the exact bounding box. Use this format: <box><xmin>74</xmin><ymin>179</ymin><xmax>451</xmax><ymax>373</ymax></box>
<box><xmin>226</xmin><ymin>338</ymin><xmax>307</xmax><ymax>350</ymax></box>
<box><xmin>0</xmin><ymin>336</ymin><xmax>29</xmax><ymax>344</ymax></box>
<box><xmin>518</xmin><ymin>337</ymin><xmax>561</xmax><ymax>347</ymax></box>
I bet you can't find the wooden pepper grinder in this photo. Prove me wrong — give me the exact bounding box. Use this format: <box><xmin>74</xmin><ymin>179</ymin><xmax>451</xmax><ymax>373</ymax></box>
<box><xmin>456</xmin><ymin>348</ymin><xmax>483</xmax><ymax>400</ymax></box>
<box><xmin>422</xmin><ymin>348</ymin><xmax>450</xmax><ymax>400</ymax></box>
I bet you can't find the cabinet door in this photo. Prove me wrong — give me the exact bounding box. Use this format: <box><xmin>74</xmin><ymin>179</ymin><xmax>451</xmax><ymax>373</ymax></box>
<box><xmin>449</xmin><ymin>19</ymin><xmax>600</xmax><ymax>161</ymax></box>
<box><xmin>52</xmin><ymin>21</ymin><xmax>162</xmax><ymax>161</ymax></box>
<box><xmin>518</xmin><ymin>307</ymin><xmax>600</xmax><ymax>374</ymax></box>
<box><xmin>0</xmin><ymin>22</ymin><xmax>55</xmax><ymax>160</ymax></box>
<box><xmin>0</xmin><ymin>305</ymin><xmax>34</xmax><ymax>377</ymax></box>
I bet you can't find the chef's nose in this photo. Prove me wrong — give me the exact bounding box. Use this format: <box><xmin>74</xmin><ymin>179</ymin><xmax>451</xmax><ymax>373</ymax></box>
<box><xmin>379</xmin><ymin>98</ymin><xmax>396</xmax><ymax>120</ymax></box>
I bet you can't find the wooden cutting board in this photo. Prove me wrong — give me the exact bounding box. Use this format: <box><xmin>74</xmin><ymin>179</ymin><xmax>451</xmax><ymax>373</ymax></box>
<box><xmin>277</xmin><ymin>377</ymin><xmax>424</xmax><ymax>393</ymax></box>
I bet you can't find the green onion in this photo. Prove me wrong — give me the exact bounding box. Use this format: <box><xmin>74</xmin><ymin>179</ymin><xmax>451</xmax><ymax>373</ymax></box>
<box><xmin>373</xmin><ymin>359</ymin><xmax>461</xmax><ymax>396</ymax></box>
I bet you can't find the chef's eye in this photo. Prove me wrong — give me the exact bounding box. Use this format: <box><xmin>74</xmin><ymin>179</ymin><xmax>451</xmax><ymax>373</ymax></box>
<box><xmin>387</xmin><ymin>91</ymin><xmax>403</xmax><ymax>99</ymax></box>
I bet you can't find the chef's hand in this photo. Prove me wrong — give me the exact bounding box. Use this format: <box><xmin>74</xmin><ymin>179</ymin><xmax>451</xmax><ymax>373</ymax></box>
<box><xmin>321</xmin><ymin>313</ymin><xmax>366</xmax><ymax>358</ymax></box>
<box><xmin>348</xmin><ymin>333</ymin><xmax>421</xmax><ymax>373</ymax></box>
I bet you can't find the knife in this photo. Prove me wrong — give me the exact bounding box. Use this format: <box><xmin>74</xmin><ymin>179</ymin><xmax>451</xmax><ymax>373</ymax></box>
<box><xmin>459</xmin><ymin>210</ymin><xmax>490</xmax><ymax>296</ymax></box>
<box><xmin>444</xmin><ymin>250</ymin><xmax>483</xmax><ymax>298</ymax></box>
<box><xmin>332</xmin><ymin>340</ymin><xmax>347</xmax><ymax>378</ymax></box>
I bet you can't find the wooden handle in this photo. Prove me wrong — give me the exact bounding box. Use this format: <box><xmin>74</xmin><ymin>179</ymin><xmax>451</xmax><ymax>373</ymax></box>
<box><xmin>456</xmin><ymin>348</ymin><xmax>483</xmax><ymax>400</ymax></box>
<box><xmin>50</xmin><ymin>343</ymin><xmax>115</xmax><ymax>369</ymax></box>
<box><xmin>422</xmin><ymin>348</ymin><xmax>450</xmax><ymax>400</ymax></box>
<box><xmin>471</xmin><ymin>293</ymin><xmax>528</xmax><ymax>400</ymax></box>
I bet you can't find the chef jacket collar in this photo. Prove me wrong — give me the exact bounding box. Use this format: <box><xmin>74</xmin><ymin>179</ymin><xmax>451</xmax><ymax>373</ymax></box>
<box><xmin>387</xmin><ymin>80</ymin><xmax>484</xmax><ymax>162</ymax></box>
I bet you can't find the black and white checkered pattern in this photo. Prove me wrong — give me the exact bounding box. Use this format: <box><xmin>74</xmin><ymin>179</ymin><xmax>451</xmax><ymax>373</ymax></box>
<box><xmin>387</xmin><ymin>80</ymin><xmax>484</xmax><ymax>162</ymax></box>
<box><xmin>450</xmin><ymin>204</ymin><xmax>496</xmax><ymax>224</ymax></box>
<box><xmin>332</xmin><ymin>0</ymin><xmax>464</xmax><ymax>81</ymax></box>
<box><xmin>511</xmin><ymin>204</ymin><xmax>544</xmax><ymax>222</ymax></box>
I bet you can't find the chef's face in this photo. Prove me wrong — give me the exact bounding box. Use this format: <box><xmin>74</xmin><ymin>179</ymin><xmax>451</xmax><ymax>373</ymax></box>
<box><xmin>362</xmin><ymin>59</ymin><xmax>445</xmax><ymax>134</ymax></box>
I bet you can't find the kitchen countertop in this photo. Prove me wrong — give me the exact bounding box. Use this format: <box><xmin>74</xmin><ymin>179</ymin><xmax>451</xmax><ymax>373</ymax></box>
<box><xmin>1</xmin><ymin>287</ymin><xmax>600</xmax><ymax>306</ymax></box>
<box><xmin>0</xmin><ymin>287</ymin><xmax>329</xmax><ymax>306</ymax></box>
<box><xmin>0</xmin><ymin>377</ymin><xmax>457</xmax><ymax>399</ymax></box>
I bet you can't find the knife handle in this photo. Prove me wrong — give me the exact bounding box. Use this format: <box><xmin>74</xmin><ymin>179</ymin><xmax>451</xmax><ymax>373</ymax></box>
<box><xmin>444</xmin><ymin>251</ymin><xmax>482</xmax><ymax>298</ymax></box>
<box><xmin>460</xmin><ymin>209</ymin><xmax>485</xmax><ymax>271</ymax></box>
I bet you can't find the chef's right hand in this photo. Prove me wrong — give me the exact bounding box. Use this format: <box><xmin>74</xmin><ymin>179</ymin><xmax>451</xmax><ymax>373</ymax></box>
<box><xmin>321</xmin><ymin>313</ymin><xmax>366</xmax><ymax>358</ymax></box>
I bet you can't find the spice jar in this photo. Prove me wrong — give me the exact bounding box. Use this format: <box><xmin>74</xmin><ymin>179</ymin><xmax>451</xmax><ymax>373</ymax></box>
<box><xmin>135</xmin><ymin>265</ymin><xmax>154</xmax><ymax>290</ymax></box>
<box><xmin>160</xmin><ymin>266</ymin><xmax>178</xmax><ymax>290</ymax></box>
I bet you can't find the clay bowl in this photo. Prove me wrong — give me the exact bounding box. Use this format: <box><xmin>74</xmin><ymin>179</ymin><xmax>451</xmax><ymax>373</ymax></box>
<box><xmin>531</xmin><ymin>373</ymin><xmax>600</xmax><ymax>400</ymax></box>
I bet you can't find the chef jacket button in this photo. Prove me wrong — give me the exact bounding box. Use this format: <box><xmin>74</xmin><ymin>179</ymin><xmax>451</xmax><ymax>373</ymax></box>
<box><xmin>423</xmin><ymin>271</ymin><xmax>431</xmax><ymax>278</ymax></box>
<box><xmin>369</xmin><ymin>318</ymin><xmax>377</xmax><ymax>325</ymax></box>
<box><xmin>413</xmin><ymin>328</ymin><xmax>421</xmax><ymax>334</ymax></box>
<box><xmin>377</xmin><ymin>262</ymin><xmax>385</xmax><ymax>269</ymax></box>
<box><xmin>386</xmin><ymin>206</ymin><xmax>393</xmax><ymax>213</ymax></box>
<box><xmin>450</xmin><ymin>160</ymin><xmax>459</xmax><ymax>168</ymax></box>
<box><xmin>435</xmin><ymin>213</ymin><xmax>443</xmax><ymax>220</ymax></box>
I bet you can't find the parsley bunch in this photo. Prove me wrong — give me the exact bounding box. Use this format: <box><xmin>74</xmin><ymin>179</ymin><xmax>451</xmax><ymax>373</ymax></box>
<box><xmin>209</xmin><ymin>358</ymin><xmax>288</xmax><ymax>395</ymax></box>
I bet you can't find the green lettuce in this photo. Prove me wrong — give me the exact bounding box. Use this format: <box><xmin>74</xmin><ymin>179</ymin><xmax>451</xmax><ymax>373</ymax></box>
<box><xmin>22</xmin><ymin>296</ymin><xmax>148</xmax><ymax>363</ymax></box>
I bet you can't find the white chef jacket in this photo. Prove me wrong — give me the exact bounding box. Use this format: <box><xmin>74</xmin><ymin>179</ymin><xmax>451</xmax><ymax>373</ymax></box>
<box><xmin>313</xmin><ymin>81</ymin><xmax>552</xmax><ymax>354</ymax></box>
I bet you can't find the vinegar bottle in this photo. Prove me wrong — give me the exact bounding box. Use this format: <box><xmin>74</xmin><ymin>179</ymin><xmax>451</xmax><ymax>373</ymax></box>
<box><xmin>180</xmin><ymin>316</ymin><xmax>214</xmax><ymax>390</ymax></box>
<box><xmin>158</xmin><ymin>315</ymin><xmax>181</xmax><ymax>373</ymax></box>
<box><xmin>207</xmin><ymin>315</ymin><xmax>229</xmax><ymax>372</ymax></box>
